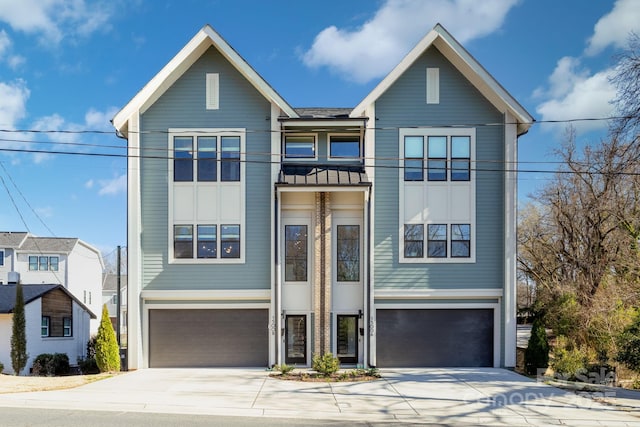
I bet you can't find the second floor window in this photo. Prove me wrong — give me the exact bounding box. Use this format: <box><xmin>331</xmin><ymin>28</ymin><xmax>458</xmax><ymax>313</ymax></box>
<box><xmin>173</xmin><ymin>135</ymin><xmax>241</xmax><ymax>182</ymax></box>
<box><xmin>284</xmin><ymin>135</ymin><xmax>316</xmax><ymax>159</ymax></box>
<box><xmin>29</xmin><ymin>255</ymin><xmax>59</xmax><ymax>271</ymax></box>
<box><xmin>329</xmin><ymin>135</ymin><xmax>361</xmax><ymax>159</ymax></box>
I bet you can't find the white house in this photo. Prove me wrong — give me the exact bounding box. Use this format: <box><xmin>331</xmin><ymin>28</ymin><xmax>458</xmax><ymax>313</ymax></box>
<box><xmin>0</xmin><ymin>283</ymin><xmax>96</xmax><ymax>375</ymax></box>
<box><xmin>0</xmin><ymin>232</ymin><xmax>104</xmax><ymax>333</ymax></box>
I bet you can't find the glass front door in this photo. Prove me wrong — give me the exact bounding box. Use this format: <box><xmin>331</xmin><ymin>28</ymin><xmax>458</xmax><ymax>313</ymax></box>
<box><xmin>337</xmin><ymin>315</ymin><xmax>358</xmax><ymax>364</ymax></box>
<box><xmin>285</xmin><ymin>315</ymin><xmax>306</xmax><ymax>364</ymax></box>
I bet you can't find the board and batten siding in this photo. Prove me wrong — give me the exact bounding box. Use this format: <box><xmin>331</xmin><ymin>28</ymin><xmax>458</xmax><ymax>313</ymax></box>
<box><xmin>374</xmin><ymin>46</ymin><xmax>505</xmax><ymax>290</ymax></box>
<box><xmin>139</xmin><ymin>46</ymin><xmax>272</xmax><ymax>291</ymax></box>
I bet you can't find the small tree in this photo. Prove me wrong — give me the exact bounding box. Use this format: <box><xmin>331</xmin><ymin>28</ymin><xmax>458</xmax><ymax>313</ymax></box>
<box><xmin>616</xmin><ymin>314</ymin><xmax>640</xmax><ymax>373</ymax></box>
<box><xmin>95</xmin><ymin>304</ymin><xmax>120</xmax><ymax>372</ymax></box>
<box><xmin>524</xmin><ymin>318</ymin><xmax>549</xmax><ymax>376</ymax></box>
<box><xmin>10</xmin><ymin>282</ymin><xmax>28</xmax><ymax>375</ymax></box>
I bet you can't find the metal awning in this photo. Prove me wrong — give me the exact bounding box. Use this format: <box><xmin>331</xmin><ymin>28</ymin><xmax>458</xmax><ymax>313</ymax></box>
<box><xmin>276</xmin><ymin>164</ymin><xmax>370</xmax><ymax>187</ymax></box>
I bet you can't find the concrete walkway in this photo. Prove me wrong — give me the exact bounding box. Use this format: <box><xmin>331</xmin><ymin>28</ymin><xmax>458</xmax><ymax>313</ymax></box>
<box><xmin>0</xmin><ymin>368</ymin><xmax>639</xmax><ymax>425</ymax></box>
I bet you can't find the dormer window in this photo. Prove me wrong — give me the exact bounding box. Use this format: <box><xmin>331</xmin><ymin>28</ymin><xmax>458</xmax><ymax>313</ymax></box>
<box><xmin>284</xmin><ymin>135</ymin><xmax>316</xmax><ymax>159</ymax></box>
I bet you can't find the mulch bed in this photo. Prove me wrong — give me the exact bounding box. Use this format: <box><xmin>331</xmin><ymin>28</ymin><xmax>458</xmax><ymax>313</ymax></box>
<box><xmin>269</xmin><ymin>370</ymin><xmax>381</xmax><ymax>382</ymax></box>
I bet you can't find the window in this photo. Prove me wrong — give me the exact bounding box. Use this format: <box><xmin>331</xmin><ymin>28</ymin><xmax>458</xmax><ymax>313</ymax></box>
<box><xmin>197</xmin><ymin>225</ymin><xmax>217</xmax><ymax>258</ymax></box>
<box><xmin>38</xmin><ymin>256</ymin><xmax>48</xmax><ymax>271</ymax></box>
<box><xmin>29</xmin><ymin>256</ymin><xmax>38</xmax><ymax>271</ymax></box>
<box><xmin>451</xmin><ymin>224</ymin><xmax>471</xmax><ymax>257</ymax></box>
<box><xmin>329</xmin><ymin>135</ymin><xmax>360</xmax><ymax>159</ymax></box>
<box><xmin>0</xmin><ymin>249</ymin><xmax>3</xmax><ymax>266</ymax></box>
<box><xmin>285</xmin><ymin>225</ymin><xmax>308</xmax><ymax>282</ymax></box>
<box><xmin>174</xmin><ymin>136</ymin><xmax>194</xmax><ymax>181</ymax></box>
<box><xmin>221</xmin><ymin>136</ymin><xmax>240</xmax><ymax>181</ymax></box>
<box><xmin>174</xmin><ymin>225</ymin><xmax>194</xmax><ymax>259</ymax></box>
<box><xmin>427</xmin><ymin>136</ymin><xmax>447</xmax><ymax>181</ymax></box>
<box><xmin>63</xmin><ymin>317</ymin><xmax>72</xmax><ymax>337</ymax></box>
<box><xmin>427</xmin><ymin>224</ymin><xmax>447</xmax><ymax>258</ymax></box>
<box><xmin>49</xmin><ymin>256</ymin><xmax>59</xmax><ymax>271</ymax></box>
<box><xmin>220</xmin><ymin>225</ymin><xmax>240</xmax><ymax>258</ymax></box>
<box><xmin>404</xmin><ymin>136</ymin><xmax>423</xmax><ymax>181</ymax></box>
<box><xmin>206</xmin><ymin>73</ymin><xmax>219</xmax><ymax>110</ymax></box>
<box><xmin>197</xmin><ymin>136</ymin><xmax>217</xmax><ymax>181</ymax></box>
<box><xmin>284</xmin><ymin>135</ymin><xmax>315</xmax><ymax>159</ymax></box>
<box><xmin>41</xmin><ymin>316</ymin><xmax>50</xmax><ymax>337</ymax></box>
<box><xmin>451</xmin><ymin>136</ymin><xmax>470</xmax><ymax>181</ymax></box>
<box><xmin>336</xmin><ymin>225</ymin><xmax>360</xmax><ymax>282</ymax></box>
<box><xmin>426</xmin><ymin>67</ymin><xmax>440</xmax><ymax>104</ymax></box>
<box><xmin>404</xmin><ymin>224</ymin><xmax>424</xmax><ymax>258</ymax></box>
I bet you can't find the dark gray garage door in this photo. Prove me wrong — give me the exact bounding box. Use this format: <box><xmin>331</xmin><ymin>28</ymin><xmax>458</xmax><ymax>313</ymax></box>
<box><xmin>149</xmin><ymin>309</ymin><xmax>268</xmax><ymax>368</ymax></box>
<box><xmin>376</xmin><ymin>309</ymin><xmax>493</xmax><ymax>367</ymax></box>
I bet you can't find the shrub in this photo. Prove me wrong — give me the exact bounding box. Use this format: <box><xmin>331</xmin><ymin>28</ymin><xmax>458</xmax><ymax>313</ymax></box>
<box><xmin>616</xmin><ymin>313</ymin><xmax>640</xmax><ymax>373</ymax></box>
<box><xmin>32</xmin><ymin>353</ymin><xmax>70</xmax><ymax>376</ymax></box>
<box><xmin>77</xmin><ymin>357</ymin><xmax>99</xmax><ymax>375</ymax></box>
<box><xmin>312</xmin><ymin>353</ymin><xmax>340</xmax><ymax>376</ymax></box>
<box><xmin>95</xmin><ymin>304</ymin><xmax>120</xmax><ymax>373</ymax></box>
<box><xmin>0</xmin><ymin>361</ymin><xmax>3</xmax><ymax>374</ymax></box>
<box><xmin>551</xmin><ymin>336</ymin><xmax>588</xmax><ymax>380</ymax></box>
<box><xmin>524</xmin><ymin>318</ymin><xmax>549</xmax><ymax>376</ymax></box>
<box><xmin>274</xmin><ymin>364</ymin><xmax>294</xmax><ymax>375</ymax></box>
<box><xmin>10</xmin><ymin>282</ymin><xmax>28</xmax><ymax>375</ymax></box>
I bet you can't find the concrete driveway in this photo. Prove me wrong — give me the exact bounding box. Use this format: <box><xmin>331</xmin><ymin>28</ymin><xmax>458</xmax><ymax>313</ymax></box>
<box><xmin>0</xmin><ymin>368</ymin><xmax>639</xmax><ymax>425</ymax></box>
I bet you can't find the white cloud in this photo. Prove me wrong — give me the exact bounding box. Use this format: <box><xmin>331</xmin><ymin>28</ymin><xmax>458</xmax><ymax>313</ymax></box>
<box><xmin>98</xmin><ymin>174</ymin><xmax>126</xmax><ymax>196</ymax></box>
<box><xmin>85</xmin><ymin>179</ymin><xmax>94</xmax><ymax>189</ymax></box>
<box><xmin>7</xmin><ymin>55</ymin><xmax>25</xmax><ymax>69</ymax></box>
<box><xmin>0</xmin><ymin>29</ymin><xmax>9</xmax><ymax>57</ymax></box>
<box><xmin>585</xmin><ymin>0</ymin><xmax>640</xmax><ymax>56</ymax></box>
<box><xmin>0</xmin><ymin>0</ymin><xmax>114</xmax><ymax>44</ymax></box>
<box><xmin>34</xmin><ymin>206</ymin><xmax>53</xmax><ymax>218</ymax></box>
<box><xmin>535</xmin><ymin>57</ymin><xmax>616</xmax><ymax>135</ymax></box>
<box><xmin>85</xmin><ymin>107</ymin><xmax>118</xmax><ymax>130</ymax></box>
<box><xmin>0</xmin><ymin>79</ymin><xmax>29</xmax><ymax>128</ymax></box>
<box><xmin>302</xmin><ymin>0</ymin><xmax>521</xmax><ymax>83</ymax></box>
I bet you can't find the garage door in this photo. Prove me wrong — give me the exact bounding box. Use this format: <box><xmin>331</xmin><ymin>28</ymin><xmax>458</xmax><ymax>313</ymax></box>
<box><xmin>376</xmin><ymin>309</ymin><xmax>493</xmax><ymax>367</ymax></box>
<box><xmin>149</xmin><ymin>309</ymin><xmax>268</xmax><ymax>368</ymax></box>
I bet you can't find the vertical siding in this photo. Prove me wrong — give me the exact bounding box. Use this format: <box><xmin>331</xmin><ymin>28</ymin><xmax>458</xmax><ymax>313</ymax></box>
<box><xmin>140</xmin><ymin>46</ymin><xmax>272</xmax><ymax>291</ymax></box>
<box><xmin>374</xmin><ymin>46</ymin><xmax>505</xmax><ymax>290</ymax></box>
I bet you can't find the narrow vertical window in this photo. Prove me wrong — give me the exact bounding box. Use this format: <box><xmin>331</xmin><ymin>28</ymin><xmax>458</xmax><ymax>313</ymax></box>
<box><xmin>49</xmin><ymin>256</ymin><xmax>59</xmax><ymax>271</ymax></box>
<box><xmin>285</xmin><ymin>225</ymin><xmax>308</xmax><ymax>282</ymax></box>
<box><xmin>451</xmin><ymin>224</ymin><xmax>471</xmax><ymax>257</ymax></box>
<box><xmin>39</xmin><ymin>256</ymin><xmax>48</xmax><ymax>271</ymax></box>
<box><xmin>197</xmin><ymin>225</ymin><xmax>217</xmax><ymax>258</ymax></box>
<box><xmin>337</xmin><ymin>225</ymin><xmax>360</xmax><ymax>282</ymax></box>
<box><xmin>0</xmin><ymin>250</ymin><xmax>4</xmax><ymax>266</ymax></box>
<box><xmin>206</xmin><ymin>73</ymin><xmax>219</xmax><ymax>110</ymax></box>
<box><xmin>404</xmin><ymin>136</ymin><xmax>424</xmax><ymax>181</ymax></box>
<box><xmin>220</xmin><ymin>136</ymin><xmax>240</xmax><ymax>181</ymax></box>
<box><xmin>404</xmin><ymin>224</ymin><xmax>424</xmax><ymax>258</ymax></box>
<box><xmin>427</xmin><ymin>136</ymin><xmax>447</xmax><ymax>181</ymax></box>
<box><xmin>451</xmin><ymin>136</ymin><xmax>470</xmax><ymax>181</ymax></box>
<box><xmin>426</xmin><ymin>67</ymin><xmax>440</xmax><ymax>104</ymax></box>
<box><xmin>29</xmin><ymin>256</ymin><xmax>38</xmax><ymax>271</ymax></box>
<box><xmin>174</xmin><ymin>136</ymin><xmax>194</xmax><ymax>181</ymax></box>
<box><xmin>427</xmin><ymin>224</ymin><xmax>447</xmax><ymax>258</ymax></box>
<box><xmin>220</xmin><ymin>225</ymin><xmax>240</xmax><ymax>258</ymax></box>
<box><xmin>41</xmin><ymin>316</ymin><xmax>50</xmax><ymax>337</ymax></box>
<box><xmin>174</xmin><ymin>225</ymin><xmax>194</xmax><ymax>259</ymax></box>
<box><xmin>63</xmin><ymin>317</ymin><xmax>72</xmax><ymax>337</ymax></box>
<box><xmin>197</xmin><ymin>136</ymin><xmax>217</xmax><ymax>181</ymax></box>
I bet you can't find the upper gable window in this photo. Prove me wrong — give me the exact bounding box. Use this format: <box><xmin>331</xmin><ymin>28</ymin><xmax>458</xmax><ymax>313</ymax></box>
<box><xmin>329</xmin><ymin>135</ymin><xmax>361</xmax><ymax>159</ymax></box>
<box><xmin>284</xmin><ymin>135</ymin><xmax>316</xmax><ymax>159</ymax></box>
<box><xmin>426</xmin><ymin>68</ymin><xmax>439</xmax><ymax>104</ymax></box>
<box><xmin>206</xmin><ymin>73</ymin><xmax>219</xmax><ymax>110</ymax></box>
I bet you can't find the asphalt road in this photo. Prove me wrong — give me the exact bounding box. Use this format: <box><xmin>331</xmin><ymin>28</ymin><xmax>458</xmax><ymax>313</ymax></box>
<box><xmin>0</xmin><ymin>407</ymin><xmax>423</xmax><ymax>427</ymax></box>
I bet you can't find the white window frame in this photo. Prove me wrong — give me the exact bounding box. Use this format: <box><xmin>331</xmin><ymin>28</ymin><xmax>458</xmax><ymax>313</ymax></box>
<box><xmin>206</xmin><ymin>73</ymin><xmax>219</xmax><ymax>110</ymax></box>
<box><xmin>63</xmin><ymin>317</ymin><xmax>72</xmax><ymax>337</ymax></box>
<box><xmin>168</xmin><ymin>128</ymin><xmax>246</xmax><ymax>264</ymax></box>
<box><xmin>399</xmin><ymin>127</ymin><xmax>476</xmax><ymax>264</ymax></box>
<box><xmin>41</xmin><ymin>316</ymin><xmax>50</xmax><ymax>337</ymax></box>
<box><xmin>283</xmin><ymin>133</ymin><xmax>318</xmax><ymax>161</ymax></box>
<box><xmin>328</xmin><ymin>133</ymin><xmax>362</xmax><ymax>161</ymax></box>
<box><xmin>426</xmin><ymin>67</ymin><xmax>440</xmax><ymax>104</ymax></box>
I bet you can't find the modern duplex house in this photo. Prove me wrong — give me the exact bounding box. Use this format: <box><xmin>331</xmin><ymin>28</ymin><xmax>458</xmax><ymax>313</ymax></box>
<box><xmin>113</xmin><ymin>24</ymin><xmax>532</xmax><ymax>369</ymax></box>
<box><xmin>0</xmin><ymin>232</ymin><xmax>104</xmax><ymax>334</ymax></box>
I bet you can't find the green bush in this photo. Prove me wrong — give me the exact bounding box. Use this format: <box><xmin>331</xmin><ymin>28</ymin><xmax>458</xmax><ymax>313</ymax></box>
<box><xmin>616</xmin><ymin>313</ymin><xmax>640</xmax><ymax>373</ymax></box>
<box><xmin>32</xmin><ymin>353</ymin><xmax>70</xmax><ymax>376</ymax></box>
<box><xmin>77</xmin><ymin>357</ymin><xmax>99</xmax><ymax>375</ymax></box>
<box><xmin>274</xmin><ymin>364</ymin><xmax>294</xmax><ymax>375</ymax></box>
<box><xmin>524</xmin><ymin>318</ymin><xmax>549</xmax><ymax>376</ymax></box>
<box><xmin>0</xmin><ymin>361</ymin><xmax>4</xmax><ymax>374</ymax></box>
<box><xmin>95</xmin><ymin>305</ymin><xmax>120</xmax><ymax>373</ymax></box>
<box><xmin>551</xmin><ymin>336</ymin><xmax>588</xmax><ymax>380</ymax></box>
<box><xmin>312</xmin><ymin>353</ymin><xmax>340</xmax><ymax>376</ymax></box>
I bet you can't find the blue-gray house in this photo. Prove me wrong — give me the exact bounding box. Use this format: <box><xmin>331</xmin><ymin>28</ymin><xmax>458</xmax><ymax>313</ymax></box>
<box><xmin>112</xmin><ymin>23</ymin><xmax>532</xmax><ymax>369</ymax></box>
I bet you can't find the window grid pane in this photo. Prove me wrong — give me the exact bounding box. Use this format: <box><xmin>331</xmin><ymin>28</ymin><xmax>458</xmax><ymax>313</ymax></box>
<box><xmin>285</xmin><ymin>135</ymin><xmax>315</xmax><ymax>158</ymax></box>
<box><xmin>285</xmin><ymin>225</ymin><xmax>308</xmax><ymax>281</ymax></box>
<box><xmin>330</xmin><ymin>135</ymin><xmax>360</xmax><ymax>158</ymax></box>
<box><xmin>29</xmin><ymin>256</ymin><xmax>38</xmax><ymax>271</ymax></box>
<box><xmin>39</xmin><ymin>256</ymin><xmax>48</xmax><ymax>271</ymax></box>
<box><xmin>427</xmin><ymin>136</ymin><xmax>447</xmax><ymax>181</ymax></box>
<box><xmin>197</xmin><ymin>225</ymin><xmax>217</xmax><ymax>259</ymax></box>
<box><xmin>50</xmin><ymin>257</ymin><xmax>59</xmax><ymax>271</ymax></box>
<box><xmin>337</xmin><ymin>225</ymin><xmax>359</xmax><ymax>281</ymax></box>
<box><xmin>221</xmin><ymin>136</ymin><xmax>240</xmax><ymax>181</ymax></box>
<box><xmin>174</xmin><ymin>225</ymin><xmax>193</xmax><ymax>259</ymax></box>
<box><xmin>63</xmin><ymin>317</ymin><xmax>72</xmax><ymax>337</ymax></box>
<box><xmin>41</xmin><ymin>316</ymin><xmax>49</xmax><ymax>337</ymax></box>
<box><xmin>221</xmin><ymin>225</ymin><xmax>240</xmax><ymax>258</ymax></box>
<box><xmin>427</xmin><ymin>224</ymin><xmax>447</xmax><ymax>258</ymax></box>
<box><xmin>174</xmin><ymin>136</ymin><xmax>194</xmax><ymax>181</ymax></box>
<box><xmin>404</xmin><ymin>136</ymin><xmax>424</xmax><ymax>181</ymax></box>
<box><xmin>451</xmin><ymin>224</ymin><xmax>471</xmax><ymax>257</ymax></box>
<box><xmin>404</xmin><ymin>224</ymin><xmax>424</xmax><ymax>258</ymax></box>
<box><xmin>451</xmin><ymin>136</ymin><xmax>470</xmax><ymax>181</ymax></box>
<box><xmin>197</xmin><ymin>136</ymin><xmax>217</xmax><ymax>182</ymax></box>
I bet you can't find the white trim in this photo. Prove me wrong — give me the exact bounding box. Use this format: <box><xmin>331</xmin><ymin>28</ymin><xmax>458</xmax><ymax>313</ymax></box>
<box><xmin>375</xmin><ymin>288</ymin><xmax>502</xmax><ymax>299</ymax></box>
<box><xmin>206</xmin><ymin>73</ymin><xmax>219</xmax><ymax>110</ymax></box>
<box><xmin>350</xmin><ymin>24</ymin><xmax>533</xmax><ymax>135</ymax></box>
<box><xmin>281</xmin><ymin>119</ymin><xmax>366</xmax><ymax>128</ymax></box>
<box><xmin>374</xmin><ymin>301</ymin><xmax>501</xmax><ymax>367</ymax></box>
<box><xmin>270</xmin><ymin>103</ymin><xmax>281</xmax><ymax>367</ymax></box>
<box><xmin>277</xmin><ymin>186</ymin><xmax>370</xmax><ymax>193</ymax></box>
<box><xmin>364</xmin><ymin>103</ymin><xmax>376</xmax><ymax>368</ymax></box>
<box><xmin>426</xmin><ymin>67</ymin><xmax>439</xmax><ymax>104</ymax></box>
<box><xmin>113</xmin><ymin>25</ymin><xmax>297</xmax><ymax>134</ymax></box>
<box><xmin>504</xmin><ymin>111</ymin><xmax>518</xmax><ymax>367</ymax></box>
<box><xmin>283</xmin><ymin>133</ymin><xmax>318</xmax><ymax>161</ymax></box>
<box><xmin>141</xmin><ymin>289</ymin><xmax>270</xmax><ymax>300</ymax></box>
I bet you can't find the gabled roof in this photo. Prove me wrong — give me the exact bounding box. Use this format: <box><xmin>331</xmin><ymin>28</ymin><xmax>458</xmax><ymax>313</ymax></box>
<box><xmin>112</xmin><ymin>24</ymin><xmax>298</xmax><ymax>136</ymax></box>
<box><xmin>0</xmin><ymin>232</ymin><xmax>28</xmax><ymax>248</ymax></box>
<box><xmin>102</xmin><ymin>273</ymin><xmax>128</xmax><ymax>292</ymax></box>
<box><xmin>350</xmin><ymin>24</ymin><xmax>534</xmax><ymax>135</ymax></box>
<box><xmin>0</xmin><ymin>284</ymin><xmax>96</xmax><ymax>319</ymax></box>
<box><xmin>20</xmin><ymin>237</ymin><xmax>78</xmax><ymax>253</ymax></box>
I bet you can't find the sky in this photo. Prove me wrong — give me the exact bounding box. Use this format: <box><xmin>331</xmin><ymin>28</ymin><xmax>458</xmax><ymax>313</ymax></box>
<box><xmin>0</xmin><ymin>0</ymin><xmax>637</xmax><ymax>259</ymax></box>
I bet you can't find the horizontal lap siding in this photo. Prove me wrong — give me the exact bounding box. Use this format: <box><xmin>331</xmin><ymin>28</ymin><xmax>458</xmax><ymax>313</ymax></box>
<box><xmin>140</xmin><ymin>46</ymin><xmax>271</xmax><ymax>291</ymax></box>
<box><xmin>374</xmin><ymin>46</ymin><xmax>504</xmax><ymax>290</ymax></box>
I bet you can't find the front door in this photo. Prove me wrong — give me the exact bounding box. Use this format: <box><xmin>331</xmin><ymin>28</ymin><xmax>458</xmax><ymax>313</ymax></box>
<box><xmin>285</xmin><ymin>315</ymin><xmax>306</xmax><ymax>365</ymax></box>
<box><xmin>337</xmin><ymin>315</ymin><xmax>358</xmax><ymax>364</ymax></box>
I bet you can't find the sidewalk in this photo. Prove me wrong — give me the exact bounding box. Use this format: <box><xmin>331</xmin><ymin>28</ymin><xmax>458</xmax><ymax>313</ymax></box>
<box><xmin>0</xmin><ymin>368</ymin><xmax>639</xmax><ymax>425</ymax></box>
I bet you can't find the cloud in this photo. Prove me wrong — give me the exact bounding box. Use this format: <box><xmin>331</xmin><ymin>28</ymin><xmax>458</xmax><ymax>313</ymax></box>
<box><xmin>0</xmin><ymin>79</ymin><xmax>30</xmax><ymax>128</ymax></box>
<box><xmin>34</xmin><ymin>206</ymin><xmax>53</xmax><ymax>218</ymax></box>
<box><xmin>0</xmin><ymin>0</ymin><xmax>114</xmax><ymax>45</ymax></box>
<box><xmin>585</xmin><ymin>0</ymin><xmax>640</xmax><ymax>56</ymax></box>
<box><xmin>98</xmin><ymin>174</ymin><xmax>126</xmax><ymax>196</ymax></box>
<box><xmin>85</xmin><ymin>107</ymin><xmax>119</xmax><ymax>130</ymax></box>
<box><xmin>302</xmin><ymin>0</ymin><xmax>521</xmax><ymax>83</ymax></box>
<box><xmin>535</xmin><ymin>57</ymin><xmax>616</xmax><ymax>135</ymax></box>
<box><xmin>85</xmin><ymin>179</ymin><xmax>94</xmax><ymax>189</ymax></box>
<box><xmin>0</xmin><ymin>29</ymin><xmax>9</xmax><ymax>57</ymax></box>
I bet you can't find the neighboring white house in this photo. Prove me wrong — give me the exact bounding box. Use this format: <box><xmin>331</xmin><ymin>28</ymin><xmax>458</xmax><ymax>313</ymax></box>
<box><xmin>0</xmin><ymin>283</ymin><xmax>96</xmax><ymax>375</ymax></box>
<box><xmin>0</xmin><ymin>232</ymin><xmax>104</xmax><ymax>334</ymax></box>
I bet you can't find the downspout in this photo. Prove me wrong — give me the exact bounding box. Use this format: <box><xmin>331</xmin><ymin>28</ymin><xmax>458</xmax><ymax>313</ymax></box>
<box><xmin>366</xmin><ymin>188</ymin><xmax>372</xmax><ymax>367</ymax></box>
<box><xmin>274</xmin><ymin>189</ymin><xmax>280</xmax><ymax>366</ymax></box>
